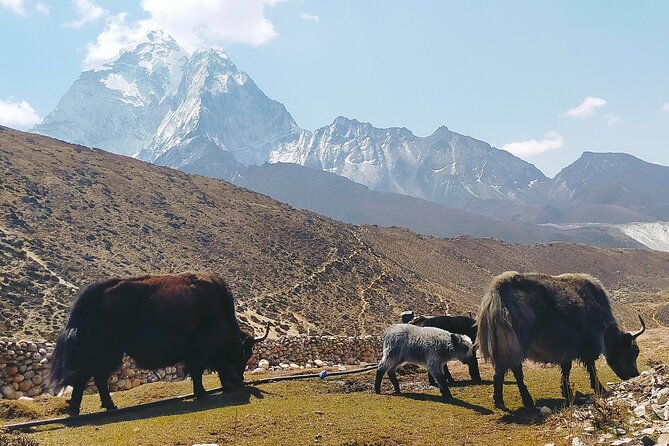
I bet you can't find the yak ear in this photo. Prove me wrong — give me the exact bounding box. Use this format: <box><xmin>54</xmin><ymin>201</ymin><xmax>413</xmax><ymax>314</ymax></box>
<box><xmin>451</xmin><ymin>333</ymin><xmax>460</xmax><ymax>346</ymax></box>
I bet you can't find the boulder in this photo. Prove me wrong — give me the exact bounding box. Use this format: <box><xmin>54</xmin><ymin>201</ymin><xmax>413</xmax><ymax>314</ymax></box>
<box><xmin>656</xmin><ymin>434</ymin><xmax>669</xmax><ymax>446</ymax></box>
<box><xmin>1</xmin><ymin>384</ymin><xmax>16</xmax><ymax>399</ymax></box>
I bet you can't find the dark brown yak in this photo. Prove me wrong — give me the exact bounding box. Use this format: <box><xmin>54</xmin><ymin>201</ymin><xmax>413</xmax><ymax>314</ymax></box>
<box><xmin>477</xmin><ymin>271</ymin><xmax>645</xmax><ymax>409</ymax></box>
<box><xmin>49</xmin><ymin>273</ymin><xmax>270</xmax><ymax>415</ymax></box>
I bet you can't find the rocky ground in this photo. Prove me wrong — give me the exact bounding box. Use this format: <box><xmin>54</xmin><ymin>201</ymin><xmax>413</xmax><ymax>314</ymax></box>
<box><xmin>548</xmin><ymin>363</ymin><xmax>669</xmax><ymax>446</ymax></box>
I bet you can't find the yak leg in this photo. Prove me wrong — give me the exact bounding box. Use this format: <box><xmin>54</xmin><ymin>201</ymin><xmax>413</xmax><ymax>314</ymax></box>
<box><xmin>374</xmin><ymin>363</ymin><xmax>387</xmax><ymax>394</ymax></box>
<box><xmin>468</xmin><ymin>357</ymin><xmax>482</xmax><ymax>382</ymax></box>
<box><xmin>429</xmin><ymin>364</ymin><xmax>454</xmax><ymax>386</ymax></box>
<box><xmin>67</xmin><ymin>373</ymin><xmax>90</xmax><ymax>416</ymax></box>
<box><xmin>560</xmin><ymin>362</ymin><xmax>573</xmax><ymax>403</ymax></box>
<box><xmin>94</xmin><ymin>373</ymin><xmax>117</xmax><ymax>410</ymax></box>
<box><xmin>493</xmin><ymin>367</ymin><xmax>506</xmax><ymax>408</ymax></box>
<box><xmin>511</xmin><ymin>365</ymin><xmax>534</xmax><ymax>409</ymax></box>
<box><xmin>443</xmin><ymin>363</ymin><xmax>456</xmax><ymax>383</ymax></box>
<box><xmin>585</xmin><ymin>362</ymin><xmax>606</xmax><ymax>395</ymax></box>
<box><xmin>387</xmin><ymin>367</ymin><xmax>401</xmax><ymax>393</ymax></box>
<box><xmin>429</xmin><ymin>365</ymin><xmax>453</xmax><ymax>399</ymax></box>
<box><xmin>188</xmin><ymin>364</ymin><xmax>207</xmax><ymax>398</ymax></box>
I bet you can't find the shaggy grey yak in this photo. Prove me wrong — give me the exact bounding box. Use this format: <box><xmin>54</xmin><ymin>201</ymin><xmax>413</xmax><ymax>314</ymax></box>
<box><xmin>477</xmin><ymin>271</ymin><xmax>646</xmax><ymax>409</ymax></box>
<box><xmin>375</xmin><ymin>324</ymin><xmax>476</xmax><ymax>399</ymax></box>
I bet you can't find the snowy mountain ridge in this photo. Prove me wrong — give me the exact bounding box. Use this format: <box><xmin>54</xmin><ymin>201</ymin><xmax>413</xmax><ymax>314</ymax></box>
<box><xmin>271</xmin><ymin>116</ymin><xmax>547</xmax><ymax>209</ymax></box>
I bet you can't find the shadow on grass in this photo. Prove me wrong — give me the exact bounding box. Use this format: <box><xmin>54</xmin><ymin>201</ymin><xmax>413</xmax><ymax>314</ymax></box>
<box><xmin>448</xmin><ymin>379</ymin><xmax>515</xmax><ymax>387</ymax></box>
<box><xmin>393</xmin><ymin>392</ymin><xmax>494</xmax><ymax>415</ymax></box>
<box><xmin>498</xmin><ymin>393</ymin><xmax>593</xmax><ymax>425</ymax></box>
<box><xmin>37</xmin><ymin>386</ymin><xmax>266</xmax><ymax>431</ymax></box>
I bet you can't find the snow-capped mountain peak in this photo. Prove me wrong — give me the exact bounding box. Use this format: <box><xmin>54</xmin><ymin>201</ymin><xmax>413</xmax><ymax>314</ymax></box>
<box><xmin>33</xmin><ymin>30</ymin><xmax>189</xmax><ymax>156</ymax></box>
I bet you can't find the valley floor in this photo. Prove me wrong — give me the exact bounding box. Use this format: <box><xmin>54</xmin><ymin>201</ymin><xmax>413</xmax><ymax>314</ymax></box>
<box><xmin>3</xmin><ymin>328</ymin><xmax>668</xmax><ymax>446</ymax></box>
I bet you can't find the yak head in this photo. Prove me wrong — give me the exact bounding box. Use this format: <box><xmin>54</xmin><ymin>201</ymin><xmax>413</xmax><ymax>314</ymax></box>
<box><xmin>241</xmin><ymin>322</ymin><xmax>271</xmax><ymax>366</ymax></box>
<box><xmin>219</xmin><ymin>323</ymin><xmax>271</xmax><ymax>389</ymax></box>
<box><xmin>604</xmin><ymin>315</ymin><xmax>645</xmax><ymax>380</ymax></box>
<box><xmin>452</xmin><ymin>333</ymin><xmax>477</xmax><ymax>364</ymax></box>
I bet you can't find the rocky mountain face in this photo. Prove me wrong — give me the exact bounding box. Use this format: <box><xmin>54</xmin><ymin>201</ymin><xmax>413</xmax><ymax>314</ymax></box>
<box><xmin>34</xmin><ymin>31</ymin><xmax>299</xmax><ymax>181</ymax></box>
<box><xmin>33</xmin><ymin>30</ymin><xmax>188</xmax><ymax>157</ymax></box>
<box><xmin>140</xmin><ymin>48</ymin><xmax>299</xmax><ymax>181</ymax></box>
<box><xmin>543</xmin><ymin>151</ymin><xmax>669</xmax><ymax>220</ymax></box>
<box><xmin>270</xmin><ymin>117</ymin><xmax>547</xmax><ymax>210</ymax></box>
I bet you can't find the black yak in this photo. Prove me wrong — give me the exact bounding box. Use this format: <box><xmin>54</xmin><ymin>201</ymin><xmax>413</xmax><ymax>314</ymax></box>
<box><xmin>409</xmin><ymin>314</ymin><xmax>482</xmax><ymax>383</ymax></box>
<box><xmin>50</xmin><ymin>273</ymin><xmax>269</xmax><ymax>415</ymax></box>
<box><xmin>375</xmin><ymin>324</ymin><xmax>476</xmax><ymax>399</ymax></box>
<box><xmin>477</xmin><ymin>271</ymin><xmax>646</xmax><ymax>409</ymax></box>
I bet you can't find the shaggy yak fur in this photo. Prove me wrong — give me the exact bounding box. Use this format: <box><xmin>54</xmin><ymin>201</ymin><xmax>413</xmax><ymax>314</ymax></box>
<box><xmin>477</xmin><ymin>271</ymin><xmax>645</xmax><ymax>409</ymax></box>
<box><xmin>50</xmin><ymin>273</ymin><xmax>270</xmax><ymax>415</ymax></box>
<box><xmin>375</xmin><ymin>324</ymin><xmax>475</xmax><ymax>399</ymax></box>
<box><xmin>409</xmin><ymin>314</ymin><xmax>482</xmax><ymax>383</ymax></box>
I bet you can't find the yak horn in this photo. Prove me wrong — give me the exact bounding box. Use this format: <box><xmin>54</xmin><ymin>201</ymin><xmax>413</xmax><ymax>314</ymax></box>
<box><xmin>631</xmin><ymin>314</ymin><xmax>646</xmax><ymax>339</ymax></box>
<box><xmin>254</xmin><ymin>322</ymin><xmax>271</xmax><ymax>342</ymax></box>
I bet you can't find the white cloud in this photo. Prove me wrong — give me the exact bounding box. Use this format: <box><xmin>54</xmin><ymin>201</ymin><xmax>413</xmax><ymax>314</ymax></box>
<box><xmin>562</xmin><ymin>97</ymin><xmax>608</xmax><ymax>119</ymax></box>
<box><xmin>0</xmin><ymin>99</ymin><xmax>41</xmax><ymax>129</ymax></box>
<box><xmin>299</xmin><ymin>13</ymin><xmax>319</xmax><ymax>23</ymax></box>
<box><xmin>604</xmin><ymin>113</ymin><xmax>620</xmax><ymax>126</ymax></box>
<box><xmin>0</xmin><ymin>0</ymin><xmax>25</xmax><ymax>15</ymax></box>
<box><xmin>662</xmin><ymin>103</ymin><xmax>669</xmax><ymax>113</ymax></box>
<box><xmin>502</xmin><ymin>132</ymin><xmax>564</xmax><ymax>158</ymax></box>
<box><xmin>64</xmin><ymin>0</ymin><xmax>107</xmax><ymax>29</ymax></box>
<box><xmin>141</xmin><ymin>0</ymin><xmax>281</xmax><ymax>48</ymax></box>
<box><xmin>35</xmin><ymin>2</ymin><xmax>49</xmax><ymax>14</ymax></box>
<box><xmin>83</xmin><ymin>0</ymin><xmax>283</xmax><ymax>67</ymax></box>
<box><xmin>83</xmin><ymin>13</ymin><xmax>151</xmax><ymax>68</ymax></box>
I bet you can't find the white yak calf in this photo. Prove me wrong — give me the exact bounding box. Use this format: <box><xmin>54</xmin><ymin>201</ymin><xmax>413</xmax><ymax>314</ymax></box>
<box><xmin>374</xmin><ymin>324</ymin><xmax>476</xmax><ymax>399</ymax></box>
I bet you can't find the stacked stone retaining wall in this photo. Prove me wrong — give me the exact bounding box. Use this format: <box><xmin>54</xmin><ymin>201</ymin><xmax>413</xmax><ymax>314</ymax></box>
<box><xmin>0</xmin><ymin>335</ymin><xmax>382</xmax><ymax>400</ymax></box>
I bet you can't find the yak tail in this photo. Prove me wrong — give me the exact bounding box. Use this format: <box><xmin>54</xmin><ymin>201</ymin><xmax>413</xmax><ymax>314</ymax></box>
<box><xmin>49</xmin><ymin>328</ymin><xmax>79</xmax><ymax>394</ymax></box>
<box><xmin>476</xmin><ymin>273</ymin><xmax>523</xmax><ymax>369</ymax></box>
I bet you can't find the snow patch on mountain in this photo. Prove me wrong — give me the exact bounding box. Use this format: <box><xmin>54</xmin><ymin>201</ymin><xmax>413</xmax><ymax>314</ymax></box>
<box><xmin>101</xmin><ymin>74</ymin><xmax>146</xmax><ymax>106</ymax></box>
<box><xmin>619</xmin><ymin>221</ymin><xmax>669</xmax><ymax>252</ymax></box>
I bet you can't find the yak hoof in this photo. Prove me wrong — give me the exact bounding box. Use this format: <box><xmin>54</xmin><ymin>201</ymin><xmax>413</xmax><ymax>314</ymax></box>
<box><xmin>522</xmin><ymin>397</ymin><xmax>535</xmax><ymax>409</ymax></box>
<box><xmin>103</xmin><ymin>405</ymin><xmax>118</xmax><ymax>411</ymax></box>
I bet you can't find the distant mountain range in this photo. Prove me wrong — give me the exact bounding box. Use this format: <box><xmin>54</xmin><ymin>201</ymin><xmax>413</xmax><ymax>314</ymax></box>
<box><xmin>32</xmin><ymin>30</ymin><xmax>669</xmax><ymax>247</ymax></box>
<box><xmin>238</xmin><ymin>162</ymin><xmax>643</xmax><ymax>248</ymax></box>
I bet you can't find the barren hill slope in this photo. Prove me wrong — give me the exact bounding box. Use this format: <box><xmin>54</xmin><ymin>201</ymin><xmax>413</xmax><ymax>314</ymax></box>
<box><xmin>2</xmin><ymin>126</ymin><xmax>668</xmax><ymax>340</ymax></box>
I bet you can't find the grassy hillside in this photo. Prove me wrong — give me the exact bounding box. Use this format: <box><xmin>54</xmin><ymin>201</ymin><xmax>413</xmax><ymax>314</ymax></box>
<box><xmin>2</xmin><ymin>126</ymin><xmax>669</xmax><ymax>340</ymax></box>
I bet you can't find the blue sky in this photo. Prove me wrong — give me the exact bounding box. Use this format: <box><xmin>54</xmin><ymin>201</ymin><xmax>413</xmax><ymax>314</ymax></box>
<box><xmin>1</xmin><ymin>0</ymin><xmax>668</xmax><ymax>176</ymax></box>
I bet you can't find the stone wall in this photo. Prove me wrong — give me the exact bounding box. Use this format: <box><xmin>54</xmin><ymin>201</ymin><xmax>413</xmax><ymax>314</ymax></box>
<box><xmin>0</xmin><ymin>335</ymin><xmax>382</xmax><ymax>400</ymax></box>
